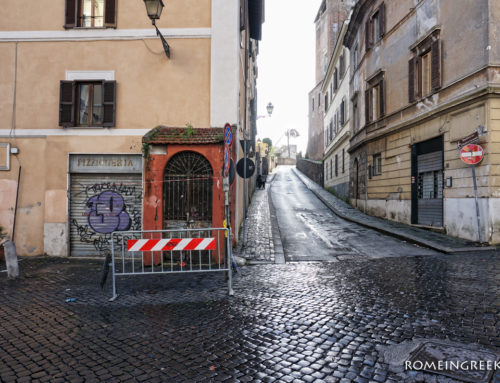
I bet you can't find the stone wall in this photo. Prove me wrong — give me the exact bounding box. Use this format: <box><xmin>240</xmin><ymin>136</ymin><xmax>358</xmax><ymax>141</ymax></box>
<box><xmin>296</xmin><ymin>158</ymin><xmax>323</xmax><ymax>186</ymax></box>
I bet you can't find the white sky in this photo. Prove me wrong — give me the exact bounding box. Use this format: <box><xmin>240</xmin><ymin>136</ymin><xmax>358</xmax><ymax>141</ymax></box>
<box><xmin>256</xmin><ymin>0</ymin><xmax>323</xmax><ymax>154</ymax></box>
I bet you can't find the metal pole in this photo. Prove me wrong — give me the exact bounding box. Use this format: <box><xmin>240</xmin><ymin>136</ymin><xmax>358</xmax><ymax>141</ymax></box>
<box><xmin>471</xmin><ymin>165</ymin><xmax>483</xmax><ymax>243</ymax></box>
<box><xmin>287</xmin><ymin>131</ymin><xmax>290</xmax><ymax>159</ymax></box>
<box><xmin>109</xmin><ymin>234</ymin><xmax>118</xmax><ymax>301</ymax></box>
<box><xmin>227</xmin><ymin>227</ymin><xmax>234</xmax><ymax>296</ymax></box>
<box><xmin>11</xmin><ymin>166</ymin><xmax>21</xmax><ymax>241</ymax></box>
<box><xmin>242</xmin><ymin>142</ymin><xmax>247</xmax><ymax>245</ymax></box>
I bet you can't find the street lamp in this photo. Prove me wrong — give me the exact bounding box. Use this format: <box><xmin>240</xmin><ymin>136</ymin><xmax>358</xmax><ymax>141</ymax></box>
<box><xmin>266</xmin><ymin>102</ymin><xmax>274</xmax><ymax>117</ymax></box>
<box><xmin>285</xmin><ymin>129</ymin><xmax>300</xmax><ymax>159</ymax></box>
<box><xmin>143</xmin><ymin>0</ymin><xmax>170</xmax><ymax>58</ymax></box>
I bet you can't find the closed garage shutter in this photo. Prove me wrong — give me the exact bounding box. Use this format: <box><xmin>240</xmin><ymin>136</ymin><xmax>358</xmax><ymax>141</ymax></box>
<box><xmin>70</xmin><ymin>173</ymin><xmax>142</xmax><ymax>256</ymax></box>
<box><xmin>417</xmin><ymin>151</ymin><xmax>443</xmax><ymax>227</ymax></box>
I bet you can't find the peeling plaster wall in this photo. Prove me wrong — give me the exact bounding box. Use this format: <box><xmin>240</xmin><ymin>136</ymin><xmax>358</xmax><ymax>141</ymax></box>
<box><xmin>0</xmin><ymin>179</ymin><xmax>17</xmax><ymax>238</ymax></box>
<box><xmin>364</xmin><ymin>199</ymin><xmax>411</xmax><ymax>225</ymax></box>
<box><xmin>444</xmin><ymin>198</ymin><xmax>490</xmax><ymax>242</ymax></box>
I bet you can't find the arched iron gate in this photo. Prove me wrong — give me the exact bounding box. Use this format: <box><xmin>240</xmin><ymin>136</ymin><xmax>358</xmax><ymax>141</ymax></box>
<box><xmin>163</xmin><ymin>151</ymin><xmax>213</xmax><ymax>229</ymax></box>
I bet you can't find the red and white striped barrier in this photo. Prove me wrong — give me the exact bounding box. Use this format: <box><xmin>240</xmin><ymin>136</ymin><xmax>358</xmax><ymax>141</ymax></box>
<box><xmin>127</xmin><ymin>238</ymin><xmax>216</xmax><ymax>252</ymax></box>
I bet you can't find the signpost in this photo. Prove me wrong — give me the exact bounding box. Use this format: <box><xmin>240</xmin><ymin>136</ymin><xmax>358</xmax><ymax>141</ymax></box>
<box><xmin>460</xmin><ymin>143</ymin><xmax>484</xmax><ymax>243</ymax></box>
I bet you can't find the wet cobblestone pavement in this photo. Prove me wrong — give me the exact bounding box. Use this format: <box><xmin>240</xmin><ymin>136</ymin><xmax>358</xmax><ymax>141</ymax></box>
<box><xmin>1</xmin><ymin>253</ymin><xmax>499</xmax><ymax>382</ymax></box>
<box><xmin>235</xmin><ymin>173</ymin><xmax>283</xmax><ymax>264</ymax></box>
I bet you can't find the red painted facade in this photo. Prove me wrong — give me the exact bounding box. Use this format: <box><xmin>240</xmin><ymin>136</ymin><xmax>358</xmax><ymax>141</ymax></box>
<box><xmin>141</xmin><ymin>127</ymin><xmax>234</xmax><ymax>265</ymax></box>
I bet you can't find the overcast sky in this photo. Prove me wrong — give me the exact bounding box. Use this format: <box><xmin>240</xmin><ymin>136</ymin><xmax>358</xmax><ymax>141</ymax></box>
<box><xmin>256</xmin><ymin>0</ymin><xmax>323</xmax><ymax>154</ymax></box>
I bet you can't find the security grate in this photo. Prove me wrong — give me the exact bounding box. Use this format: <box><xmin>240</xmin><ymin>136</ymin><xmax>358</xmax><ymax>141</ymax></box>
<box><xmin>163</xmin><ymin>151</ymin><xmax>213</xmax><ymax>223</ymax></box>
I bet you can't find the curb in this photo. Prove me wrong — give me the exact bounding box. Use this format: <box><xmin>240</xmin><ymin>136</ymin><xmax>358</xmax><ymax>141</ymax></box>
<box><xmin>292</xmin><ymin>167</ymin><xmax>497</xmax><ymax>254</ymax></box>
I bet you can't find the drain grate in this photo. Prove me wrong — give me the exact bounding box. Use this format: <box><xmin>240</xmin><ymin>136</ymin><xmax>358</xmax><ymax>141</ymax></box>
<box><xmin>408</xmin><ymin>341</ymin><xmax>498</xmax><ymax>383</ymax></box>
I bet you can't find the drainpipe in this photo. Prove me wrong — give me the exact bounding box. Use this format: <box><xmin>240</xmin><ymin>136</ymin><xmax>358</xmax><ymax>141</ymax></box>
<box><xmin>242</xmin><ymin>1</ymin><xmax>249</xmax><ymax>246</ymax></box>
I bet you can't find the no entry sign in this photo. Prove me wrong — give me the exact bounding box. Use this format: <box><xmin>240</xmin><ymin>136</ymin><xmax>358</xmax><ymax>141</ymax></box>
<box><xmin>460</xmin><ymin>144</ymin><xmax>483</xmax><ymax>165</ymax></box>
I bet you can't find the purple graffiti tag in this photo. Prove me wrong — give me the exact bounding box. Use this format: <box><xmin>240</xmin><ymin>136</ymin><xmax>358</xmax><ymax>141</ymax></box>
<box><xmin>86</xmin><ymin>191</ymin><xmax>131</xmax><ymax>234</ymax></box>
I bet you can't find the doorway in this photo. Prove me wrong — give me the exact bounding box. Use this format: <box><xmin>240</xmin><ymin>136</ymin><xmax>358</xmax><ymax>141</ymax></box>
<box><xmin>411</xmin><ymin>136</ymin><xmax>444</xmax><ymax>227</ymax></box>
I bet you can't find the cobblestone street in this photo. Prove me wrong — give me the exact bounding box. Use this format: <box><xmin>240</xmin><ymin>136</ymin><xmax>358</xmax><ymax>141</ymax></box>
<box><xmin>1</xmin><ymin>252</ymin><xmax>499</xmax><ymax>383</ymax></box>
<box><xmin>1</xmin><ymin>167</ymin><xmax>499</xmax><ymax>383</ymax></box>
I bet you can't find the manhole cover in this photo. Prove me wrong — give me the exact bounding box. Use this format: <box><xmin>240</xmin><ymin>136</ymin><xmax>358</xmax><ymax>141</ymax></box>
<box><xmin>408</xmin><ymin>341</ymin><xmax>498</xmax><ymax>383</ymax></box>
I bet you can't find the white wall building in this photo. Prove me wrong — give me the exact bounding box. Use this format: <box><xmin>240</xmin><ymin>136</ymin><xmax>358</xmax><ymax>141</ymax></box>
<box><xmin>322</xmin><ymin>21</ymin><xmax>350</xmax><ymax>198</ymax></box>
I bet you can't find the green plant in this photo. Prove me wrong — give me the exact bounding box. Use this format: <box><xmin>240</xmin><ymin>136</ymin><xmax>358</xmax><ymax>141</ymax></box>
<box><xmin>142</xmin><ymin>142</ymin><xmax>151</xmax><ymax>161</ymax></box>
<box><xmin>184</xmin><ymin>123</ymin><xmax>195</xmax><ymax>138</ymax></box>
<box><xmin>263</xmin><ymin>137</ymin><xmax>272</xmax><ymax>147</ymax></box>
<box><xmin>215</xmin><ymin>133</ymin><xmax>224</xmax><ymax>142</ymax></box>
<box><xmin>144</xmin><ymin>126</ymin><xmax>161</xmax><ymax>143</ymax></box>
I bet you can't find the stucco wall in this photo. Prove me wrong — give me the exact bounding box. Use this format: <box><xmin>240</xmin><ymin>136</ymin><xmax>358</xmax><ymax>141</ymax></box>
<box><xmin>0</xmin><ymin>0</ymin><xmax>211</xmax><ymax>31</ymax></box>
<box><xmin>297</xmin><ymin>159</ymin><xmax>323</xmax><ymax>186</ymax></box>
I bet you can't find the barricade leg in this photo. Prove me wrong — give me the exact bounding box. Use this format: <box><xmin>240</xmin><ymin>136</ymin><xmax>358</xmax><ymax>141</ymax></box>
<box><xmin>109</xmin><ymin>238</ymin><xmax>119</xmax><ymax>301</ymax></box>
<box><xmin>227</xmin><ymin>230</ymin><xmax>234</xmax><ymax>296</ymax></box>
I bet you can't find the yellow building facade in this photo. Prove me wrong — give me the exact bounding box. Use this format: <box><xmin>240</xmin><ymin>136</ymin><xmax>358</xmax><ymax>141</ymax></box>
<box><xmin>0</xmin><ymin>0</ymin><xmax>263</xmax><ymax>256</ymax></box>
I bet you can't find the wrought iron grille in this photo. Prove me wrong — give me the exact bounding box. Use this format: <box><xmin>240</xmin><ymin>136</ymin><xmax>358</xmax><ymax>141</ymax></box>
<box><xmin>163</xmin><ymin>151</ymin><xmax>213</xmax><ymax>222</ymax></box>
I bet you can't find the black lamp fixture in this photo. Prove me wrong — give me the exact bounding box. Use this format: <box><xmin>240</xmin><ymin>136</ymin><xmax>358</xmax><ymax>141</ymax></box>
<box><xmin>143</xmin><ymin>0</ymin><xmax>170</xmax><ymax>58</ymax></box>
<box><xmin>266</xmin><ymin>102</ymin><xmax>274</xmax><ymax>117</ymax></box>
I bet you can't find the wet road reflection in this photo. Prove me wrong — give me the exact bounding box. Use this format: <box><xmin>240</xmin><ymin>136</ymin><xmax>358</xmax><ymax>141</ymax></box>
<box><xmin>270</xmin><ymin>167</ymin><xmax>438</xmax><ymax>261</ymax></box>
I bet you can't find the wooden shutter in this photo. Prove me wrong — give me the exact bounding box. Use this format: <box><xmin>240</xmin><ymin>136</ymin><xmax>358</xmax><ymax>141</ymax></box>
<box><xmin>379</xmin><ymin>79</ymin><xmax>385</xmax><ymax>118</ymax></box>
<box><xmin>104</xmin><ymin>0</ymin><xmax>117</xmax><ymax>27</ymax></box>
<box><xmin>59</xmin><ymin>81</ymin><xmax>75</xmax><ymax>126</ymax></box>
<box><xmin>340</xmin><ymin>100</ymin><xmax>345</xmax><ymax>126</ymax></box>
<box><xmin>409</xmin><ymin>57</ymin><xmax>416</xmax><ymax>103</ymax></box>
<box><xmin>365</xmin><ymin>20</ymin><xmax>371</xmax><ymax>52</ymax></box>
<box><xmin>102</xmin><ymin>81</ymin><xmax>116</xmax><ymax>127</ymax></box>
<box><xmin>64</xmin><ymin>0</ymin><xmax>77</xmax><ymax>28</ymax></box>
<box><xmin>431</xmin><ymin>39</ymin><xmax>442</xmax><ymax>90</ymax></box>
<box><xmin>417</xmin><ymin>55</ymin><xmax>422</xmax><ymax>98</ymax></box>
<box><xmin>379</xmin><ymin>3</ymin><xmax>386</xmax><ymax>38</ymax></box>
<box><xmin>365</xmin><ymin>88</ymin><xmax>371</xmax><ymax>124</ymax></box>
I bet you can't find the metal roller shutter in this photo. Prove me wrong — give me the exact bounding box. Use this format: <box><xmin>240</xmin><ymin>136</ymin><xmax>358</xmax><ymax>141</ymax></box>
<box><xmin>417</xmin><ymin>151</ymin><xmax>443</xmax><ymax>227</ymax></box>
<box><xmin>70</xmin><ymin>173</ymin><xmax>142</xmax><ymax>256</ymax></box>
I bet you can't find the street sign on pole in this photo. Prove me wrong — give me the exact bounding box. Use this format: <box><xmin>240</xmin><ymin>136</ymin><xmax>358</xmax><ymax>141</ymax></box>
<box><xmin>224</xmin><ymin>147</ymin><xmax>230</xmax><ymax>177</ymax></box>
<box><xmin>459</xmin><ymin>143</ymin><xmax>484</xmax><ymax>243</ymax></box>
<box><xmin>224</xmin><ymin>123</ymin><xmax>232</xmax><ymax>146</ymax></box>
<box><xmin>460</xmin><ymin>144</ymin><xmax>484</xmax><ymax>165</ymax></box>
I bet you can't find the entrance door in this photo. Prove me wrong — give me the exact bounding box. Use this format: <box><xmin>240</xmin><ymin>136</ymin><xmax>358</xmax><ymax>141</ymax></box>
<box><xmin>163</xmin><ymin>151</ymin><xmax>213</xmax><ymax>230</ymax></box>
<box><xmin>412</xmin><ymin>136</ymin><xmax>444</xmax><ymax>227</ymax></box>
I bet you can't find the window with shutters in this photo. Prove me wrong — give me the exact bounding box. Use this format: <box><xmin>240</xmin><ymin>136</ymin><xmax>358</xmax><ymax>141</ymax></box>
<box><xmin>365</xmin><ymin>2</ymin><xmax>386</xmax><ymax>52</ymax></box>
<box><xmin>335</xmin><ymin>154</ymin><xmax>338</xmax><ymax>177</ymax></box>
<box><xmin>409</xmin><ymin>33</ymin><xmax>442</xmax><ymax>102</ymax></box>
<box><xmin>352</xmin><ymin>94</ymin><xmax>359</xmax><ymax>132</ymax></box>
<box><xmin>342</xmin><ymin>148</ymin><xmax>345</xmax><ymax>173</ymax></box>
<box><xmin>352</xmin><ymin>44</ymin><xmax>359</xmax><ymax>70</ymax></box>
<box><xmin>59</xmin><ymin>80</ymin><xmax>116</xmax><ymax>127</ymax></box>
<box><xmin>339</xmin><ymin>53</ymin><xmax>345</xmax><ymax>78</ymax></box>
<box><xmin>365</xmin><ymin>72</ymin><xmax>385</xmax><ymax>125</ymax></box>
<box><xmin>64</xmin><ymin>0</ymin><xmax>117</xmax><ymax>29</ymax></box>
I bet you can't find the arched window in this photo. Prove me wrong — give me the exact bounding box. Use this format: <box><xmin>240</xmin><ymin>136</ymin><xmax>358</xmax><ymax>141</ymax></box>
<box><xmin>163</xmin><ymin>151</ymin><xmax>213</xmax><ymax>227</ymax></box>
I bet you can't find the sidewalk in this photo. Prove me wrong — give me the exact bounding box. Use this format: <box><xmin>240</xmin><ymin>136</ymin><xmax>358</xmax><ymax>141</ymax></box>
<box><xmin>235</xmin><ymin>172</ymin><xmax>285</xmax><ymax>264</ymax></box>
<box><xmin>293</xmin><ymin>167</ymin><xmax>497</xmax><ymax>254</ymax></box>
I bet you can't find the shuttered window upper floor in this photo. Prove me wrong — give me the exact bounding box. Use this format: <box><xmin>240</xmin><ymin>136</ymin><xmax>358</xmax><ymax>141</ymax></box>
<box><xmin>64</xmin><ymin>0</ymin><xmax>117</xmax><ymax>29</ymax></box>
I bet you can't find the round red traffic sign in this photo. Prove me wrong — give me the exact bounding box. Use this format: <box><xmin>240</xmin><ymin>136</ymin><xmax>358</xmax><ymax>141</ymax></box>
<box><xmin>460</xmin><ymin>144</ymin><xmax>483</xmax><ymax>165</ymax></box>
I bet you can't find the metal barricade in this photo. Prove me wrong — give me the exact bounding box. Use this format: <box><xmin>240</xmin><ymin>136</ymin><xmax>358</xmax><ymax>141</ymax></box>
<box><xmin>109</xmin><ymin>228</ymin><xmax>234</xmax><ymax>300</ymax></box>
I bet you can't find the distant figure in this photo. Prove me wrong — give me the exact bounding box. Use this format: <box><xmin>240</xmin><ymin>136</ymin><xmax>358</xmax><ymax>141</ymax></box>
<box><xmin>257</xmin><ymin>175</ymin><xmax>266</xmax><ymax>189</ymax></box>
